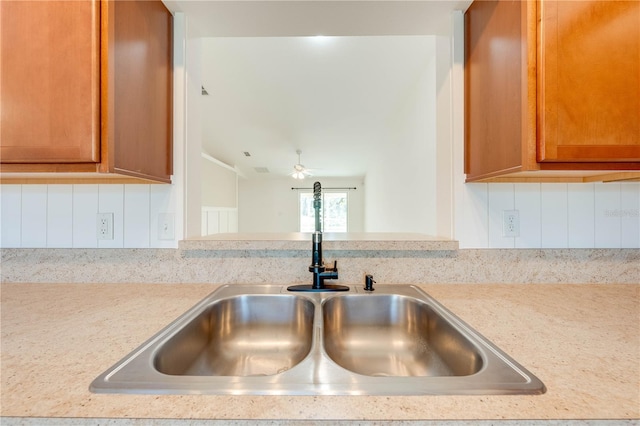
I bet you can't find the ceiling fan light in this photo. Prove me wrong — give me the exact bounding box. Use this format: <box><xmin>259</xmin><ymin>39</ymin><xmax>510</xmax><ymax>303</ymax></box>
<box><xmin>292</xmin><ymin>150</ymin><xmax>309</xmax><ymax>179</ymax></box>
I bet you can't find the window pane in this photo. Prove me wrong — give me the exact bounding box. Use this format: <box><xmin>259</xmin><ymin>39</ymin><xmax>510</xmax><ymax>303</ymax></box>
<box><xmin>323</xmin><ymin>192</ymin><xmax>347</xmax><ymax>232</ymax></box>
<box><xmin>299</xmin><ymin>192</ymin><xmax>316</xmax><ymax>232</ymax></box>
<box><xmin>299</xmin><ymin>191</ymin><xmax>348</xmax><ymax>233</ymax></box>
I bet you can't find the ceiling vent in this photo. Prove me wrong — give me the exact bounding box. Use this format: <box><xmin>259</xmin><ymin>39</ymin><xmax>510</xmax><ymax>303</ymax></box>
<box><xmin>254</xmin><ymin>167</ymin><xmax>270</xmax><ymax>173</ymax></box>
<box><xmin>201</xmin><ymin>86</ymin><xmax>209</xmax><ymax>95</ymax></box>
<box><xmin>243</xmin><ymin>151</ymin><xmax>251</xmax><ymax>157</ymax></box>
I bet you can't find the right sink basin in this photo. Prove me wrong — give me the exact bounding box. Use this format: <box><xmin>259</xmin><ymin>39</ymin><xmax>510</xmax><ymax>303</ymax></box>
<box><xmin>323</xmin><ymin>294</ymin><xmax>484</xmax><ymax>377</ymax></box>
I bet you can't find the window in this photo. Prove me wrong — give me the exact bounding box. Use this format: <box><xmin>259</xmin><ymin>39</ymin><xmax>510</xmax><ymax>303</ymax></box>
<box><xmin>299</xmin><ymin>192</ymin><xmax>348</xmax><ymax>232</ymax></box>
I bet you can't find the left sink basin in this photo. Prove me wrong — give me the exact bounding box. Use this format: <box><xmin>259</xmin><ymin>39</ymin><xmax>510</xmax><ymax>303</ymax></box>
<box><xmin>90</xmin><ymin>285</ymin><xmax>320</xmax><ymax>394</ymax></box>
<box><xmin>154</xmin><ymin>294</ymin><xmax>314</xmax><ymax>377</ymax></box>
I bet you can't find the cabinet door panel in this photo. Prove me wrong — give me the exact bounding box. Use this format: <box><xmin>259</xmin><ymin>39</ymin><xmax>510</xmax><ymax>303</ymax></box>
<box><xmin>538</xmin><ymin>0</ymin><xmax>640</xmax><ymax>162</ymax></box>
<box><xmin>112</xmin><ymin>0</ymin><xmax>172</xmax><ymax>181</ymax></box>
<box><xmin>464</xmin><ymin>0</ymin><xmax>528</xmax><ymax>179</ymax></box>
<box><xmin>0</xmin><ymin>0</ymin><xmax>100</xmax><ymax>163</ymax></box>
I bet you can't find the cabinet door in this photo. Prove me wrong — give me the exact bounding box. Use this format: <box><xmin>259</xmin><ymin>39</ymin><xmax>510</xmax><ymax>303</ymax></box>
<box><xmin>464</xmin><ymin>0</ymin><xmax>533</xmax><ymax>180</ymax></box>
<box><xmin>0</xmin><ymin>0</ymin><xmax>100</xmax><ymax>163</ymax></box>
<box><xmin>538</xmin><ymin>0</ymin><xmax>640</xmax><ymax>162</ymax></box>
<box><xmin>110</xmin><ymin>0</ymin><xmax>173</xmax><ymax>182</ymax></box>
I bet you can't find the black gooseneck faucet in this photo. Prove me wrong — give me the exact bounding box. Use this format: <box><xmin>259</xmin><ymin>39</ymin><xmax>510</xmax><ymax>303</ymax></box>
<box><xmin>287</xmin><ymin>182</ymin><xmax>349</xmax><ymax>292</ymax></box>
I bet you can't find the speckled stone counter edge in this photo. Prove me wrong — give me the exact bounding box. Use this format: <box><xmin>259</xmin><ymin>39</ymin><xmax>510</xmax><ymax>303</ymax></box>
<box><xmin>1</xmin><ymin>248</ymin><xmax>638</xmax><ymax>284</ymax></box>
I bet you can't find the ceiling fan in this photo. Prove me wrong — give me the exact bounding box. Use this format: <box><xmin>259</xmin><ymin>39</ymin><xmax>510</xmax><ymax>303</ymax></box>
<box><xmin>291</xmin><ymin>149</ymin><xmax>312</xmax><ymax>179</ymax></box>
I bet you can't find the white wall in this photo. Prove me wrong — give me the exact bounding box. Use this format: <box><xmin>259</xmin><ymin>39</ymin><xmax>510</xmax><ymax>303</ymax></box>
<box><xmin>238</xmin><ymin>177</ymin><xmax>364</xmax><ymax>233</ymax></box>
<box><xmin>183</xmin><ymin>16</ymin><xmax>203</xmax><ymax>239</ymax></box>
<box><xmin>200</xmin><ymin>154</ymin><xmax>239</xmax><ymax>235</ymax></box>
<box><xmin>435</xmin><ymin>34</ymin><xmax>454</xmax><ymax>239</ymax></box>
<box><xmin>364</xmin><ymin>38</ymin><xmax>437</xmax><ymax>235</ymax></box>
<box><xmin>201</xmin><ymin>155</ymin><xmax>237</xmax><ymax>208</ymax></box>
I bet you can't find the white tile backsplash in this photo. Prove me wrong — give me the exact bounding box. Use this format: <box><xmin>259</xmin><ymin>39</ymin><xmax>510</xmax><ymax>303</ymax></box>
<box><xmin>540</xmin><ymin>183</ymin><xmax>569</xmax><ymax>248</ymax></box>
<box><xmin>567</xmin><ymin>183</ymin><xmax>595</xmax><ymax>248</ymax></box>
<box><xmin>1</xmin><ymin>185</ymin><xmax>22</xmax><ymax>247</ymax></box>
<box><xmin>98</xmin><ymin>184</ymin><xmax>125</xmax><ymax>249</ymax></box>
<box><xmin>459</xmin><ymin>181</ymin><xmax>640</xmax><ymax>249</ymax></box>
<box><xmin>595</xmin><ymin>183</ymin><xmax>622</xmax><ymax>248</ymax></box>
<box><xmin>72</xmin><ymin>185</ymin><xmax>99</xmax><ymax>248</ymax></box>
<box><xmin>124</xmin><ymin>185</ymin><xmax>151</xmax><ymax>248</ymax></box>
<box><xmin>514</xmin><ymin>183</ymin><xmax>542</xmax><ymax>248</ymax></box>
<box><xmin>487</xmin><ymin>183</ymin><xmax>515</xmax><ymax>248</ymax></box>
<box><xmin>47</xmin><ymin>185</ymin><xmax>73</xmax><ymax>248</ymax></box>
<box><xmin>0</xmin><ymin>184</ymin><xmax>177</xmax><ymax>249</ymax></box>
<box><xmin>1</xmin><ymin>182</ymin><xmax>639</xmax><ymax>249</ymax></box>
<box><xmin>620</xmin><ymin>183</ymin><xmax>640</xmax><ymax>248</ymax></box>
<box><xmin>21</xmin><ymin>185</ymin><xmax>48</xmax><ymax>248</ymax></box>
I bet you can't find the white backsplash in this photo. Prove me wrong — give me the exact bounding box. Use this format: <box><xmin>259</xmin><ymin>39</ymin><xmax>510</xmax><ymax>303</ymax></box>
<box><xmin>0</xmin><ymin>184</ymin><xmax>178</xmax><ymax>249</ymax></box>
<box><xmin>458</xmin><ymin>182</ymin><xmax>640</xmax><ymax>249</ymax></box>
<box><xmin>1</xmin><ymin>182</ymin><xmax>639</xmax><ymax>249</ymax></box>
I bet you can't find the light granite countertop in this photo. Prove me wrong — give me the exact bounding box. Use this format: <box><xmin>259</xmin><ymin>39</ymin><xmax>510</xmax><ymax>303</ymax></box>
<box><xmin>1</xmin><ymin>282</ymin><xmax>638</xmax><ymax>423</ymax></box>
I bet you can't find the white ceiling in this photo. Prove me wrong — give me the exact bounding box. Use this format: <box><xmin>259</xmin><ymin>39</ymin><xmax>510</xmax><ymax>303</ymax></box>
<box><xmin>161</xmin><ymin>1</ymin><xmax>473</xmax><ymax>180</ymax></box>
<box><xmin>200</xmin><ymin>36</ymin><xmax>437</xmax><ymax>179</ymax></box>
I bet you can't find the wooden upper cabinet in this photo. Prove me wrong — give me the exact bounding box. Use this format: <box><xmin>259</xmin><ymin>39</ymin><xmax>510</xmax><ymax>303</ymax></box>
<box><xmin>465</xmin><ymin>0</ymin><xmax>640</xmax><ymax>182</ymax></box>
<box><xmin>0</xmin><ymin>1</ymin><xmax>101</xmax><ymax>163</ymax></box>
<box><xmin>538</xmin><ymin>0</ymin><xmax>640</xmax><ymax>163</ymax></box>
<box><xmin>0</xmin><ymin>0</ymin><xmax>173</xmax><ymax>184</ymax></box>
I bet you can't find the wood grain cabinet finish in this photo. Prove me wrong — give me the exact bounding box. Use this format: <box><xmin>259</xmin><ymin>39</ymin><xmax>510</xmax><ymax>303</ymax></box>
<box><xmin>465</xmin><ymin>0</ymin><xmax>640</xmax><ymax>182</ymax></box>
<box><xmin>0</xmin><ymin>0</ymin><xmax>172</xmax><ymax>184</ymax></box>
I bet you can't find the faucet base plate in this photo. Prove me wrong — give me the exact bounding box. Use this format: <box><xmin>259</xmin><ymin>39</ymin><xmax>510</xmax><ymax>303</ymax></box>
<box><xmin>287</xmin><ymin>284</ymin><xmax>350</xmax><ymax>292</ymax></box>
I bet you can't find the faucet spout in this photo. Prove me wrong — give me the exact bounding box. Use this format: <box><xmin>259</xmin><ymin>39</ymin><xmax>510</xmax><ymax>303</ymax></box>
<box><xmin>287</xmin><ymin>182</ymin><xmax>349</xmax><ymax>292</ymax></box>
<box><xmin>313</xmin><ymin>181</ymin><xmax>322</xmax><ymax>233</ymax></box>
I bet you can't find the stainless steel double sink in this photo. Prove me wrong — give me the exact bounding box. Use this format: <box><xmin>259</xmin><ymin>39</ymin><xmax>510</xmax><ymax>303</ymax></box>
<box><xmin>90</xmin><ymin>284</ymin><xmax>545</xmax><ymax>395</ymax></box>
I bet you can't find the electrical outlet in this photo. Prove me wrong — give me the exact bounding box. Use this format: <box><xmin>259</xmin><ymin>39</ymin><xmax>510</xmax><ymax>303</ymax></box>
<box><xmin>502</xmin><ymin>210</ymin><xmax>520</xmax><ymax>237</ymax></box>
<box><xmin>97</xmin><ymin>213</ymin><xmax>114</xmax><ymax>240</ymax></box>
<box><xmin>158</xmin><ymin>213</ymin><xmax>175</xmax><ymax>240</ymax></box>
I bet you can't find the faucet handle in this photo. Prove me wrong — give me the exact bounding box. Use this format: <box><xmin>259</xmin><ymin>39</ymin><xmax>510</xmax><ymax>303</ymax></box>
<box><xmin>327</xmin><ymin>260</ymin><xmax>337</xmax><ymax>272</ymax></box>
